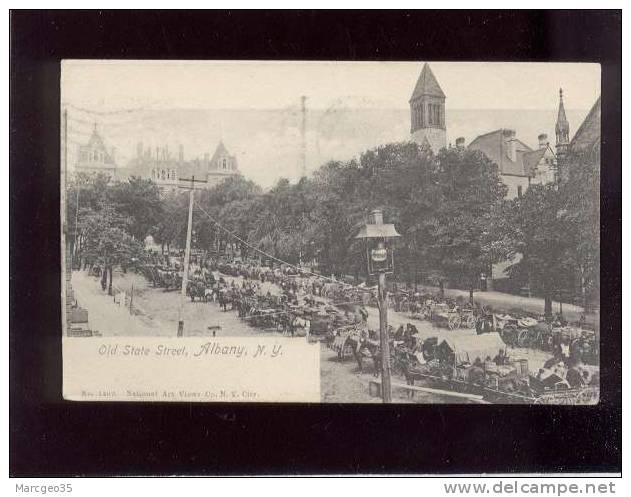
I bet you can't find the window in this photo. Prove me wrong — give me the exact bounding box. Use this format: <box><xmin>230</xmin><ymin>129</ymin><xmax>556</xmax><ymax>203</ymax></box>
<box><xmin>517</xmin><ymin>185</ymin><xmax>523</xmax><ymax>197</ymax></box>
<box><xmin>222</xmin><ymin>158</ymin><xmax>227</xmax><ymax>170</ymax></box>
<box><xmin>428</xmin><ymin>104</ymin><xmax>440</xmax><ymax>126</ymax></box>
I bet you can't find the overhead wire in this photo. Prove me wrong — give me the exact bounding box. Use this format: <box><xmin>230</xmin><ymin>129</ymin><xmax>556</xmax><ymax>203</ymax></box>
<box><xmin>193</xmin><ymin>200</ymin><xmax>375</xmax><ymax>294</ymax></box>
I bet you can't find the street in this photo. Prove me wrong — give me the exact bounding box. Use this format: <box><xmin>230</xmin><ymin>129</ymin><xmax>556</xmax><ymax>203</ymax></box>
<box><xmin>72</xmin><ymin>268</ymin><xmax>553</xmax><ymax>403</ymax></box>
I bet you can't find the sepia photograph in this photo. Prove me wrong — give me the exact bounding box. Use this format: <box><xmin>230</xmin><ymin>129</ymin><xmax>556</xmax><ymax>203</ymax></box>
<box><xmin>10</xmin><ymin>7</ymin><xmax>623</xmax><ymax>481</ymax></box>
<box><xmin>60</xmin><ymin>60</ymin><xmax>602</xmax><ymax>405</ymax></box>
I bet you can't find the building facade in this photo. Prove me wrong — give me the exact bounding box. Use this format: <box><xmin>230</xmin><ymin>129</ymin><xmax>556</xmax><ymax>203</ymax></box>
<box><xmin>408</xmin><ymin>65</ymin><xmax>578</xmax><ymax>290</ymax></box>
<box><xmin>408</xmin><ymin>64</ymin><xmax>559</xmax><ymax>200</ymax></box>
<box><xmin>74</xmin><ymin>123</ymin><xmax>118</xmax><ymax>178</ymax></box>
<box><xmin>557</xmin><ymin>95</ymin><xmax>601</xmax><ymax>311</ymax></box>
<box><xmin>124</xmin><ymin>141</ymin><xmax>239</xmax><ymax>191</ymax></box>
<box><xmin>467</xmin><ymin>129</ymin><xmax>557</xmax><ymax>199</ymax></box>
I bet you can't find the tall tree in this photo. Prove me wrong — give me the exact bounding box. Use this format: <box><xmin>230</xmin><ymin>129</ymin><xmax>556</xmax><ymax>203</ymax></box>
<box><xmin>108</xmin><ymin>176</ymin><xmax>163</xmax><ymax>241</ymax></box>
<box><xmin>494</xmin><ymin>183</ymin><xmax>574</xmax><ymax>317</ymax></box>
<box><xmin>79</xmin><ymin>203</ymin><xmax>144</xmax><ymax>294</ymax></box>
<box><xmin>429</xmin><ymin>148</ymin><xmax>508</xmax><ymax>302</ymax></box>
<box><xmin>66</xmin><ymin>171</ymin><xmax>113</xmax><ymax>265</ymax></box>
<box><xmin>152</xmin><ymin>190</ymin><xmax>188</xmax><ymax>254</ymax></box>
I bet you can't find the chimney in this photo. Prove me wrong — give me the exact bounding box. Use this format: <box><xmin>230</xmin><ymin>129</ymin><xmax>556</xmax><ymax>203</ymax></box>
<box><xmin>178</xmin><ymin>144</ymin><xmax>184</xmax><ymax>162</ymax></box>
<box><xmin>455</xmin><ymin>137</ymin><xmax>465</xmax><ymax>150</ymax></box>
<box><xmin>503</xmin><ymin>129</ymin><xmax>517</xmax><ymax>162</ymax></box>
<box><xmin>538</xmin><ymin>133</ymin><xmax>548</xmax><ymax>150</ymax></box>
<box><xmin>155</xmin><ymin>146</ymin><xmax>160</xmax><ymax>161</ymax></box>
<box><xmin>110</xmin><ymin>147</ymin><xmax>116</xmax><ymax>162</ymax></box>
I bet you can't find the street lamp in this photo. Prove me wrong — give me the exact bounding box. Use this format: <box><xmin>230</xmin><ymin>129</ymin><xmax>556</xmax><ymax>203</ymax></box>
<box><xmin>356</xmin><ymin>209</ymin><xmax>400</xmax><ymax>403</ymax></box>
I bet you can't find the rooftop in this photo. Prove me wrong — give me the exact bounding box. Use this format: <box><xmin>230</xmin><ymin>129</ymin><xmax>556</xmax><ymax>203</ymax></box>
<box><xmin>410</xmin><ymin>63</ymin><xmax>446</xmax><ymax>102</ymax></box>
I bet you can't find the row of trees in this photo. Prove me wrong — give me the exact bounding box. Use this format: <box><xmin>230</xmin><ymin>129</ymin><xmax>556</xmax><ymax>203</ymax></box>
<box><xmin>66</xmin><ymin>140</ymin><xmax>599</xmax><ymax>314</ymax></box>
<box><xmin>66</xmin><ymin>174</ymin><xmax>158</xmax><ymax>294</ymax></box>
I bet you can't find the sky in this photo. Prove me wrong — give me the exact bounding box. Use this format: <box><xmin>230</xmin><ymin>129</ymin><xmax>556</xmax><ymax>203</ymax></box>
<box><xmin>62</xmin><ymin>60</ymin><xmax>600</xmax><ymax>112</ymax></box>
<box><xmin>62</xmin><ymin>61</ymin><xmax>601</xmax><ymax>187</ymax></box>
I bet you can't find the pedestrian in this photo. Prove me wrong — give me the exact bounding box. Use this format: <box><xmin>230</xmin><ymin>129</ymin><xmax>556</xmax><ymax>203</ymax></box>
<box><xmin>359</xmin><ymin>306</ymin><xmax>368</xmax><ymax>324</ymax></box>
<box><xmin>579</xmin><ymin>314</ymin><xmax>586</xmax><ymax>330</ymax></box>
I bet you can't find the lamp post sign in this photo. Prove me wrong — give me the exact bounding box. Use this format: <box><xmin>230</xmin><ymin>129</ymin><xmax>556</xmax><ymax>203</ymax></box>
<box><xmin>356</xmin><ymin>209</ymin><xmax>400</xmax><ymax>403</ymax></box>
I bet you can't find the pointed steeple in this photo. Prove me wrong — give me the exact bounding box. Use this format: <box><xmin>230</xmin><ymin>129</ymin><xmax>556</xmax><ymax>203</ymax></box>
<box><xmin>410</xmin><ymin>63</ymin><xmax>446</xmax><ymax>101</ymax></box>
<box><xmin>555</xmin><ymin>88</ymin><xmax>569</xmax><ymax>138</ymax></box>
<box><xmin>409</xmin><ymin>63</ymin><xmax>447</xmax><ymax>151</ymax></box>
<box><xmin>555</xmin><ymin>88</ymin><xmax>570</xmax><ymax>160</ymax></box>
<box><xmin>208</xmin><ymin>141</ymin><xmax>237</xmax><ymax>173</ymax></box>
<box><xmin>210</xmin><ymin>141</ymin><xmax>229</xmax><ymax>165</ymax></box>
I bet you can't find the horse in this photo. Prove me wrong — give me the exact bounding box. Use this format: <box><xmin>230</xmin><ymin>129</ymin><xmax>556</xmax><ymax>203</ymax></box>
<box><xmin>186</xmin><ymin>280</ymin><xmax>206</xmax><ymax>302</ymax></box>
<box><xmin>285</xmin><ymin>315</ymin><xmax>310</xmax><ymax>337</ymax></box>
<box><xmin>218</xmin><ymin>288</ymin><xmax>231</xmax><ymax>312</ymax></box>
<box><xmin>160</xmin><ymin>270</ymin><xmax>181</xmax><ymax>291</ymax></box>
<box><xmin>204</xmin><ymin>287</ymin><xmax>215</xmax><ymax>302</ymax></box>
<box><xmin>345</xmin><ymin>331</ymin><xmax>381</xmax><ymax>375</ymax></box>
<box><xmin>401</xmin><ymin>337</ymin><xmax>438</xmax><ymax>398</ymax></box>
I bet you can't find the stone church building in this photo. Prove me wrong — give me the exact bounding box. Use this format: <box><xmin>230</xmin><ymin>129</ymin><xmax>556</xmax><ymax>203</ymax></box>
<box><xmin>409</xmin><ymin>63</ymin><xmax>560</xmax><ymax>200</ymax></box>
<box><xmin>409</xmin><ymin>63</ymin><xmax>447</xmax><ymax>152</ymax></box>
<box><xmin>409</xmin><ymin>63</ymin><xmax>592</xmax><ymax>290</ymax></box>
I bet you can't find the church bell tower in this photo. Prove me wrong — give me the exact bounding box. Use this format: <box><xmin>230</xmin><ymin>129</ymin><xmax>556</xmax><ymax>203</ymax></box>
<box><xmin>410</xmin><ymin>63</ymin><xmax>447</xmax><ymax>152</ymax></box>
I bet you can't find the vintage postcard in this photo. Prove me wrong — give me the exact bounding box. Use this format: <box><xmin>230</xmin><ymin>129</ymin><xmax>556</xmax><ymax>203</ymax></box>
<box><xmin>61</xmin><ymin>60</ymin><xmax>601</xmax><ymax>404</ymax></box>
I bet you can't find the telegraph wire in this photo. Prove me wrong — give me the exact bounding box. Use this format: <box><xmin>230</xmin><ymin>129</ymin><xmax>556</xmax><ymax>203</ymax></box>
<box><xmin>193</xmin><ymin>200</ymin><xmax>374</xmax><ymax>294</ymax></box>
<box><xmin>63</xmin><ymin>102</ymin><xmax>151</xmax><ymax>115</ymax></box>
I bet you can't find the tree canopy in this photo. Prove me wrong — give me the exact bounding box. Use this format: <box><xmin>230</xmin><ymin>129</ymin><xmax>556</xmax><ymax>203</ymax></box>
<box><xmin>67</xmin><ymin>137</ymin><xmax>599</xmax><ymax>309</ymax></box>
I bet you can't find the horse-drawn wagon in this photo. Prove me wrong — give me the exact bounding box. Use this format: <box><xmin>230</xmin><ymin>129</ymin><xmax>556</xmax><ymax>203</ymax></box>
<box><xmin>429</xmin><ymin>302</ymin><xmax>462</xmax><ymax>330</ymax></box>
<box><xmin>402</xmin><ymin>333</ymin><xmax>599</xmax><ymax>405</ymax></box>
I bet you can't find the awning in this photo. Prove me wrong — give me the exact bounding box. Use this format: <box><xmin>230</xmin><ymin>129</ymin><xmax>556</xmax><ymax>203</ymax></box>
<box><xmin>355</xmin><ymin>224</ymin><xmax>401</xmax><ymax>239</ymax></box>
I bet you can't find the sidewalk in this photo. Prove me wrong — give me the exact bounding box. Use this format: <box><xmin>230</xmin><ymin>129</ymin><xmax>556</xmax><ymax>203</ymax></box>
<box><xmin>71</xmin><ymin>270</ymin><xmax>161</xmax><ymax>336</ymax></box>
<box><xmin>414</xmin><ymin>285</ymin><xmax>584</xmax><ymax>321</ymax></box>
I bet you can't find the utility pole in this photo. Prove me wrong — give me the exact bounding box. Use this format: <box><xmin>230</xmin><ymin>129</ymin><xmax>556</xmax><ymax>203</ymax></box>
<box><xmin>177</xmin><ymin>175</ymin><xmax>207</xmax><ymax>337</ymax></box>
<box><xmin>356</xmin><ymin>209</ymin><xmax>400</xmax><ymax>403</ymax></box>
<box><xmin>130</xmin><ymin>284</ymin><xmax>134</xmax><ymax>315</ymax></box>
<box><xmin>300</xmin><ymin>95</ymin><xmax>307</xmax><ymax>178</ymax></box>
<box><xmin>377</xmin><ymin>271</ymin><xmax>392</xmax><ymax>403</ymax></box>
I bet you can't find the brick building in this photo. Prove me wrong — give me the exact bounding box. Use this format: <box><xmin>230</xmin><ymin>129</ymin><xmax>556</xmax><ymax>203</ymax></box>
<box><xmin>408</xmin><ymin>64</ymin><xmax>590</xmax><ymax>291</ymax></box>
<box><xmin>408</xmin><ymin>63</ymin><xmax>559</xmax><ymax>199</ymax></box>
<box><xmin>466</xmin><ymin>129</ymin><xmax>557</xmax><ymax>199</ymax></box>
